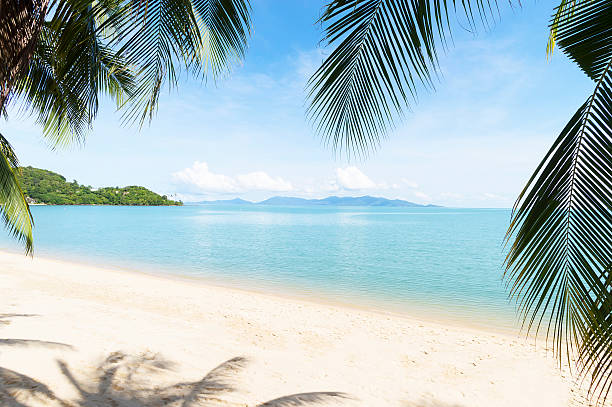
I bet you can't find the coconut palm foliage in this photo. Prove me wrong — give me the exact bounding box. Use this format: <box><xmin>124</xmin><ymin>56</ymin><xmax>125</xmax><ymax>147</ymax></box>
<box><xmin>309</xmin><ymin>0</ymin><xmax>612</xmax><ymax>401</ymax></box>
<box><xmin>0</xmin><ymin>134</ymin><xmax>33</xmax><ymax>253</ymax></box>
<box><xmin>0</xmin><ymin>0</ymin><xmax>252</xmax><ymax>253</ymax></box>
<box><xmin>306</xmin><ymin>0</ymin><xmax>498</xmax><ymax>155</ymax></box>
<box><xmin>506</xmin><ymin>0</ymin><xmax>612</xmax><ymax>400</ymax></box>
<box><xmin>580</xmin><ymin>264</ymin><xmax>612</xmax><ymax>401</ymax></box>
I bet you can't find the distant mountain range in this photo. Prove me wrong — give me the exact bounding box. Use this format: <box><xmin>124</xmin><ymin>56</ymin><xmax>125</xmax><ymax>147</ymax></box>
<box><xmin>190</xmin><ymin>196</ymin><xmax>439</xmax><ymax>207</ymax></box>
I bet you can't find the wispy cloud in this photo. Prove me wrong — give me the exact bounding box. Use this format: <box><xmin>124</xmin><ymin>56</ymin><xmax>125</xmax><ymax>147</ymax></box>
<box><xmin>402</xmin><ymin>178</ymin><xmax>419</xmax><ymax>189</ymax></box>
<box><xmin>236</xmin><ymin>171</ymin><xmax>293</xmax><ymax>192</ymax></box>
<box><xmin>173</xmin><ymin>163</ymin><xmax>408</xmax><ymax>199</ymax></box>
<box><xmin>412</xmin><ymin>191</ymin><xmax>431</xmax><ymax>201</ymax></box>
<box><xmin>335</xmin><ymin>166</ymin><xmax>377</xmax><ymax>190</ymax></box>
<box><xmin>483</xmin><ymin>192</ymin><xmax>508</xmax><ymax>200</ymax></box>
<box><xmin>173</xmin><ymin>162</ymin><xmax>293</xmax><ymax>194</ymax></box>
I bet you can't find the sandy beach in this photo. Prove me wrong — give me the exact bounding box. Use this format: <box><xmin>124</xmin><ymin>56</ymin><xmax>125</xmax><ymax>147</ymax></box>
<box><xmin>0</xmin><ymin>250</ymin><xmax>599</xmax><ymax>407</ymax></box>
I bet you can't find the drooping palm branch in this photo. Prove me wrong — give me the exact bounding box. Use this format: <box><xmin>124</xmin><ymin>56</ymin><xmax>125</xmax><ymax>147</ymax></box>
<box><xmin>504</xmin><ymin>0</ymin><xmax>612</xmax><ymax>398</ymax></box>
<box><xmin>547</xmin><ymin>0</ymin><xmax>612</xmax><ymax>78</ymax></box>
<box><xmin>111</xmin><ymin>0</ymin><xmax>252</xmax><ymax>125</ymax></box>
<box><xmin>306</xmin><ymin>0</ymin><xmax>498</xmax><ymax>156</ymax></box>
<box><xmin>504</xmin><ymin>60</ymin><xmax>612</xmax><ymax>349</ymax></box>
<box><xmin>14</xmin><ymin>0</ymin><xmax>251</xmax><ymax>142</ymax></box>
<box><xmin>14</xmin><ymin>20</ymin><xmax>135</xmax><ymax>146</ymax></box>
<box><xmin>0</xmin><ymin>133</ymin><xmax>33</xmax><ymax>254</ymax></box>
<box><xmin>579</xmin><ymin>264</ymin><xmax>612</xmax><ymax>402</ymax></box>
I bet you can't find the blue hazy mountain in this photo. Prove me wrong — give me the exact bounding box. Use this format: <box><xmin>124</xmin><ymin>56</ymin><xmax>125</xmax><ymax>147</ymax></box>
<box><xmin>192</xmin><ymin>195</ymin><xmax>438</xmax><ymax>207</ymax></box>
<box><xmin>192</xmin><ymin>198</ymin><xmax>253</xmax><ymax>205</ymax></box>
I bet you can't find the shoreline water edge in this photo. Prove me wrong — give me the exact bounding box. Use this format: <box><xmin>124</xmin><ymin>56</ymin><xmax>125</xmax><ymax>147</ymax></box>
<box><xmin>0</xmin><ymin>250</ymin><xmax>598</xmax><ymax>406</ymax></box>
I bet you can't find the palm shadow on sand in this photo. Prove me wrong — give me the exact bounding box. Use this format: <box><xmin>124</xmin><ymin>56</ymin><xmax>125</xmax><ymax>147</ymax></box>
<box><xmin>0</xmin><ymin>366</ymin><xmax>62</xmax><ymax>407</ymax></box>
<box><xmin>404</xmin><ymin>401</ymin><xmax>464</xmax><ymax>407</ymax></box>
<box><xmin>0</xmin><ymin>314</ymin><xmax>38</xmax><ymax>326</ymax></box>
<box><xmin>0</xmin><ymin>310</ymin><xmax>347</xmax><ymax>407</ymax></box>
<box><xmin>0</xmin><ymin>339</ymin><xmax>73</xmax><ymax>349</ymax></box>
<box><xmin>55</xmin><ymin>352</ymin><xmax>348</xmax><ymax>407</ymax></box>
<box><xmin>1</xmin><ymin>352</ymin><xmax>348</xmax><ymax>407</ymax></box>
<box><xmin>0</xmin><ymin>313</ymin><xmax>73</xmax><ymax>349</ymax></box>
<box><xmin>0</xmin><ymin>348</ymin><xmax>474</xmax><ymax>407</ymax></box>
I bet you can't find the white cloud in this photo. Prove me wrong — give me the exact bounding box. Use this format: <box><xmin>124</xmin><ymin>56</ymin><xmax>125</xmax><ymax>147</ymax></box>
<box><xmin>335</xmin><ymin>167</ymin><xmax>377</xmax><ymax>190</ymax></box>
<box><xmin>174</xmin><ymin>162</ymin><xmax>428</xmax><ymax>201</ymax></box>
<box><xmin>323</xmin><ymin>180</ymin><xmax>340</xmax><ymax>192</ymax></box>
<box><xmin>377</xmin><ymin>182</ymin><xmax>400</xmax><ymax>190</ymax></box>
<box><xmin>440</xmin><ymin>192</ymin><xmax>463</xmax><ymax>199</ymax></box>
<box><xmin>173</xmin><ymin>162</ymin><xmax>293</xmax><ymax>193</ymax></box>
<box><xmin>413</xmin><ymin>191</ymin><xmax>431</xmax><ymax>200</ymax></box>
<box><xmin>173</xmin><ymin>161</ymin><xmax>238</xmax><ymax>193</ymax></box>
<box><xmin>483</xmin><ymin>192</ymin><xmax>506</xmax><ymax>200</ymax></box>
<box><xmin>236</xmin><ymin>171</ymin><xmax>293</xmax><ymax>192</ymax></box>
<box><xmin>402</xmin><ymin>178</ymin><xmax>419</xmax><ymax>189</ymax></box>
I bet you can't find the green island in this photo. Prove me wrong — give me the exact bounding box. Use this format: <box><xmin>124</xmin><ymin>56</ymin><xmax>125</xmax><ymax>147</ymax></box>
<box><xmin>18</xmin><ymin>166</ymin><xmax>182</xmax><ymax>206</ymax></box>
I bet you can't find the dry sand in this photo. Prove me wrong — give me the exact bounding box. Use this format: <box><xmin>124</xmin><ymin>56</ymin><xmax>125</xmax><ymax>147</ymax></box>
<box><xmin>0</xmin><ymin>250</ymin><xmax>600</xmax><ymax>406</ymax></box>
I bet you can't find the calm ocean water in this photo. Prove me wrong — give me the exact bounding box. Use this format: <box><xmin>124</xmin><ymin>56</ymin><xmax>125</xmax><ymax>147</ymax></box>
<box><xmin>0</xmin><ymin>205</ymin><xmax>520</xmax><ymax>330</ymax></box>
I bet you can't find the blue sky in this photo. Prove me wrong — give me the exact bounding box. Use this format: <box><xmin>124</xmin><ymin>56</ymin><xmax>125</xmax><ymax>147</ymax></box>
<box><xmin>3</xmin><ymin>1</ymin><xmax>593</xmax><ymax>207</ymax></box>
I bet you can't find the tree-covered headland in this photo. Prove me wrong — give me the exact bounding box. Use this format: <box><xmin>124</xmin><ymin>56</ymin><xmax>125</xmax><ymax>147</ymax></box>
<box><xmin>18</xmin><ymin>167</ymin><xmax>181</xmax><ymax>206</ymax></box>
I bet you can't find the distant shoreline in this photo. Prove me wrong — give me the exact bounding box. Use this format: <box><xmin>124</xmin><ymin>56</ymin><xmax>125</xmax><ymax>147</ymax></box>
<box><xmin>28</xmin><ymin>203</ymin><xmax>183</xmax><ymax>207</ymax></box>
<box><xmin>0</xmin><ymin>248</ymin><xmax>511</xmax><ymax>335</ymax></box>
<box><xmin>0</xmin><ymin>242</ymin><xmax>515</xmax><ymax>335</ymax></box>
<box><xmin>20</xmin><ymin>166</ymin><xmax>182</xmax><ymax>206</ymax></box>
<box><xmin>189</xmin><ymin>195</ymin><xmax>441</xmax><ymax>207</ymax></box>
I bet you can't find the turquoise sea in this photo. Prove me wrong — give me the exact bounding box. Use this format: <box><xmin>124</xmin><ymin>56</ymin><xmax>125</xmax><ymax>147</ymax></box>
<box><xmin>0</xmin><ymin>205</ymin><xmax>519</xmax><ymax>331</ymax></box>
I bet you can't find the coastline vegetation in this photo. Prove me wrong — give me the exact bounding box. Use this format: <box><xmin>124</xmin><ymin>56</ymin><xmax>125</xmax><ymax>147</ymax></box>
<box><xmin>18</xmin><ymin>167</ymin><xmax>181</xmax><ymax>206</ymax></box>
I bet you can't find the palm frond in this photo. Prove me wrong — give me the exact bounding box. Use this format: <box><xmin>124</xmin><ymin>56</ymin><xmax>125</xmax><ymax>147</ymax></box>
<box><xmin>504</xmin><ymin>56</ymin><xmax>612</xmax><ymax>361</ymax></box>
<box><xmin>306</xmin><ymin>0</ymin><xmax>499</xmax><ymax>156</ymax></box>
<box><xmin>113</xmin><ymin>0</ymin><xmax>251</xmax><ymax>126</ymax></box>
<box><xmin>191</xmin><ymin>0</ymin><xmax>252</xmax><ymax>78</ymax></box>
<box><xmin>548</xmin><ymin>0</ymin><xmax>612</xmax><ymax>81</ymax></box>
<box><xmin>0</xmin><ymin>133</ymin><xmax>33</xmax><ymax>254</ymax></box>
<box><xmin>547</xmin><ymin>0</ymin><xmax>575</xmax><ymax>57</ymax></box>
<box><xmin>0</xmin><ymin>134</ymin><xmax>20</xmax><ymax>170</ymax></box>
<box><xmin>15</xmin><ymin>2</ymin><xmax>135</xmax><ymax>147</ymax></box>
<box><xmin>579</xmin><ymin>264</ymin><xmax>612</xmax><ymax>403</ymax></box>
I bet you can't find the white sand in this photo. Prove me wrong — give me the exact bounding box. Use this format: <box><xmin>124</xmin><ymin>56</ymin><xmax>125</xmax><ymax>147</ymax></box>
<box><xmin>0</xmin><ymin>250</ymin><xmax>600</xmax><ymax>407</ymax></box>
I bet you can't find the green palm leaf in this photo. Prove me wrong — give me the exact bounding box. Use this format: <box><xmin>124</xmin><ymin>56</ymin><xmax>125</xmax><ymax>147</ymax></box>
<box><xmin>113</xmin><ymin>0</ymin><xmax>251</xmax><ymax>126</ymax></box>
<box><xmin>548</xmin><ymin>0</ymin><xmax>612</xmax><ymax>80</ymax></box>
<box><xmin>15</xmin><ymin>0</ymin><xmax>251</xmax><ymax>143</ymax></box>
<box><xmin>306</xmin><ymin>0</ymin><xmax>498</xmax><ymax>156</ymax></box>
<box><xmin>506</xmin><ymin>1</ymin><xmax>612</xmax><ymax>400</ymax></box>
<box><xmin>504</xmin><ymin>55</ymin><xmax>612</xmax><ymax>361</ymax></box>
<box><xmin>190</xmin><ymin>0</ymin><xmax>251</xmax><ymax>78</ymax></box>
<box><xmin>0</xmin><ymin>133</ymin><xmax>33</xmax><ymax>254</ymax></box>
<box><xmin>15</xmin><ymin>4</ymin><xmax>135</xmax><ymax>147</ymax></box>
<box><xmin>579</xmin><ymin>264</ymin><xmax>612</xmax><ymax>402</ymax></box>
